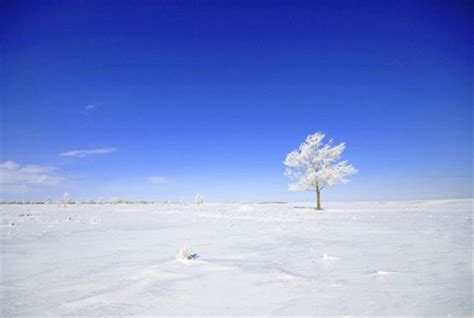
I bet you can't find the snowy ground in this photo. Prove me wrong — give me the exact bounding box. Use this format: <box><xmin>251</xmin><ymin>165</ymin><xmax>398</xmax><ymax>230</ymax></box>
<box><xmin>1</xmin><ymin>199</ymin><xmax>472</xmax><ymax>316</ymax></box>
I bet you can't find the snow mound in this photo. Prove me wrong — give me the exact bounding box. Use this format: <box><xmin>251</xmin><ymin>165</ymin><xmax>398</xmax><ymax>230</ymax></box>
<box><xmin>90</xmin><ymin>217</ymin><xmax>101</xmax><ymax>225</ymax></box>
<box><xmin>371</xmin><ymin>270</ymin><xmax>398</xmax><ymax>276</ymax></box>
<box><xmin>321</xmin><ymin>253</ymin><xmax>339</xmax><ymax>260</ymax></box>
<box><xmin>239</xmin><ymin>205</ymin><xmax>254</xmax><ymax>212</ymax></box>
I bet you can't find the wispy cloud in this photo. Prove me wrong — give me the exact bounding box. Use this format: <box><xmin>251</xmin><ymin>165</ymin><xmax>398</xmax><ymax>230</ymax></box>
<box><xmin>0</xmin><ymin>161</ymin><xmax>60</xmax><ymax>193</ymax></box>
<box><xmin>81</xmin><ymin>104</ymin><xmax>98</xmax><ymax>116</ymax></box>
<box><xmin>20</xmin><ymin>164</ymin><xmax>54</xmax><ymax>174</ymax></box>
<box><xmin>85</xmin><ymin>104</ymin><xmax>96</xmax><ymax>111</ymax></box>
<box><xmin>148</xmin><ymin>176</ymin><xmax>167</xmax><ymax>184</ymax></box>
<box><xmin>60</xmin><ymin>147</ymin><xmax>117</xmax><ymax>158</ymax></box>
<box><xmin>0</xmin><ymin>161</ymin><xmax>20</xmax><ymax>170</ymax></box>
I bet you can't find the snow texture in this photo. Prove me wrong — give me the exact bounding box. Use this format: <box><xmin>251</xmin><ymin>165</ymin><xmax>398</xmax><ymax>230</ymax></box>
<box><xmin>0</xmin><ymin>199</ymin><xmax>472</xmax><ymax>316</ymax></box>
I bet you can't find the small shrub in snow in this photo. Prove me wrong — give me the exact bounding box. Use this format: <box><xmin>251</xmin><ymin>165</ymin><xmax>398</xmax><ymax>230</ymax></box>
<box><xmin>176</xmin><ymin>247</ymin><xmax>198</xmax><ymax>261</ymax></box>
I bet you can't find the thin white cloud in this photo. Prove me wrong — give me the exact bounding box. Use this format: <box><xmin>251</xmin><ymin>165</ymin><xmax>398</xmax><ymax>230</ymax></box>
<box><xmin>0</xmin><ymin>161</ymin><xmax>60</xmax><ymax>193</ymax></box>
<box><xmin>20</xmin><ymin>164</ymin><xmax>54</xmax><ymax>174</ymax></box>
<box><xmin>85</xmin><ymin>104</ymin><xmax>96</xmax><ymax>111</ymax></box>
<box><xmin>0</xmin><ymin>161</ymin><xmax>20</xmax><ymax>170</ymax></box>
<box><xmin>148</xmin><ymin>176</ymin><xmax>167</xmax><ymax>184</ymax></box>
<box><xmin>60</xmin><ymin>147</ymin><xmax>117</xmax><ymax>158</ymax></box>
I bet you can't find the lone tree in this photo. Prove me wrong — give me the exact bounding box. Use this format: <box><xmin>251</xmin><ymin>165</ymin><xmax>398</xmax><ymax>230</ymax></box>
<box><xmin>194</xmin><ymin>193</ymin><xmax>204</xmax><ymax>205</ymax></box>
<box><xmin>59</xmin><ymin>192</ymin><xmax>71</xmax><ymax>207</ymax></box>
<box><xmin>284</xmin><ymin>132</ymin><xmax>357</xmax><ymax>210</ymax></box>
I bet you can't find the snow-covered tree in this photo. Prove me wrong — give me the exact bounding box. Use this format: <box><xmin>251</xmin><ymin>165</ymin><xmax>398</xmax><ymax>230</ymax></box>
<box><xmin>284</xmin><ymin>132</ymin><xmax>357</xmax><ymax>210</ymax></box>
<box><xmin>194</xmin><ymin>193</ymin><xmax>204</xmax><ymax>205</ymax></box>
<box><xmin>59</xmin><ymin>192</ymin><xmax>71</xmax><ymax>207</ymax></box>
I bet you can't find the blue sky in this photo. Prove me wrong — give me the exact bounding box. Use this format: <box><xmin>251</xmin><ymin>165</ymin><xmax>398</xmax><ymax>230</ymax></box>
<box><xmin>1</xmin><ymin>0</ymin><xmax>472</xmax><ymax>202</ymax></box>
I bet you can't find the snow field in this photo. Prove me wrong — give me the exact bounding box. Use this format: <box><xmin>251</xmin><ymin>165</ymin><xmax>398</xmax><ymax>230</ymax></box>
<box><xmin>1</xmin><ymin>200</ymin><xmax>472</xmax><ymax>315</ymax></box>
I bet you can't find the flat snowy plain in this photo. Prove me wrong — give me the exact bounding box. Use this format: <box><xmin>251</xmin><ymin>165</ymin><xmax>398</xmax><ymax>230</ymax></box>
<box><xmin>1</xmin><ymin>199</ymin><xmax>472</xmax><ymax>316</ymax></box>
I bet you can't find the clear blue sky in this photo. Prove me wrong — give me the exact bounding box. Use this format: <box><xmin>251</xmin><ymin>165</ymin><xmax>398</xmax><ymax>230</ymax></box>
<box><xmin>1</xmin><ymin>0</ymin><xmax>472</xmax><ymax>202</ymax></box>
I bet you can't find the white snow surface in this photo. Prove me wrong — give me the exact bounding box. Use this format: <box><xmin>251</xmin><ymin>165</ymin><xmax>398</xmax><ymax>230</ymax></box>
<box><xmin>1</xmin><ymin>199</ymin><xmax>472</xmax><ymax>316</ymax></box>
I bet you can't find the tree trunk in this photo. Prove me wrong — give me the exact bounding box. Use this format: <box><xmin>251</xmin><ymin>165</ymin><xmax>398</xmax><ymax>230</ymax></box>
<box><xmin>316</xmin><ymin>186</ymin><xmax>322</xmax><ymax>211</ymax></box>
